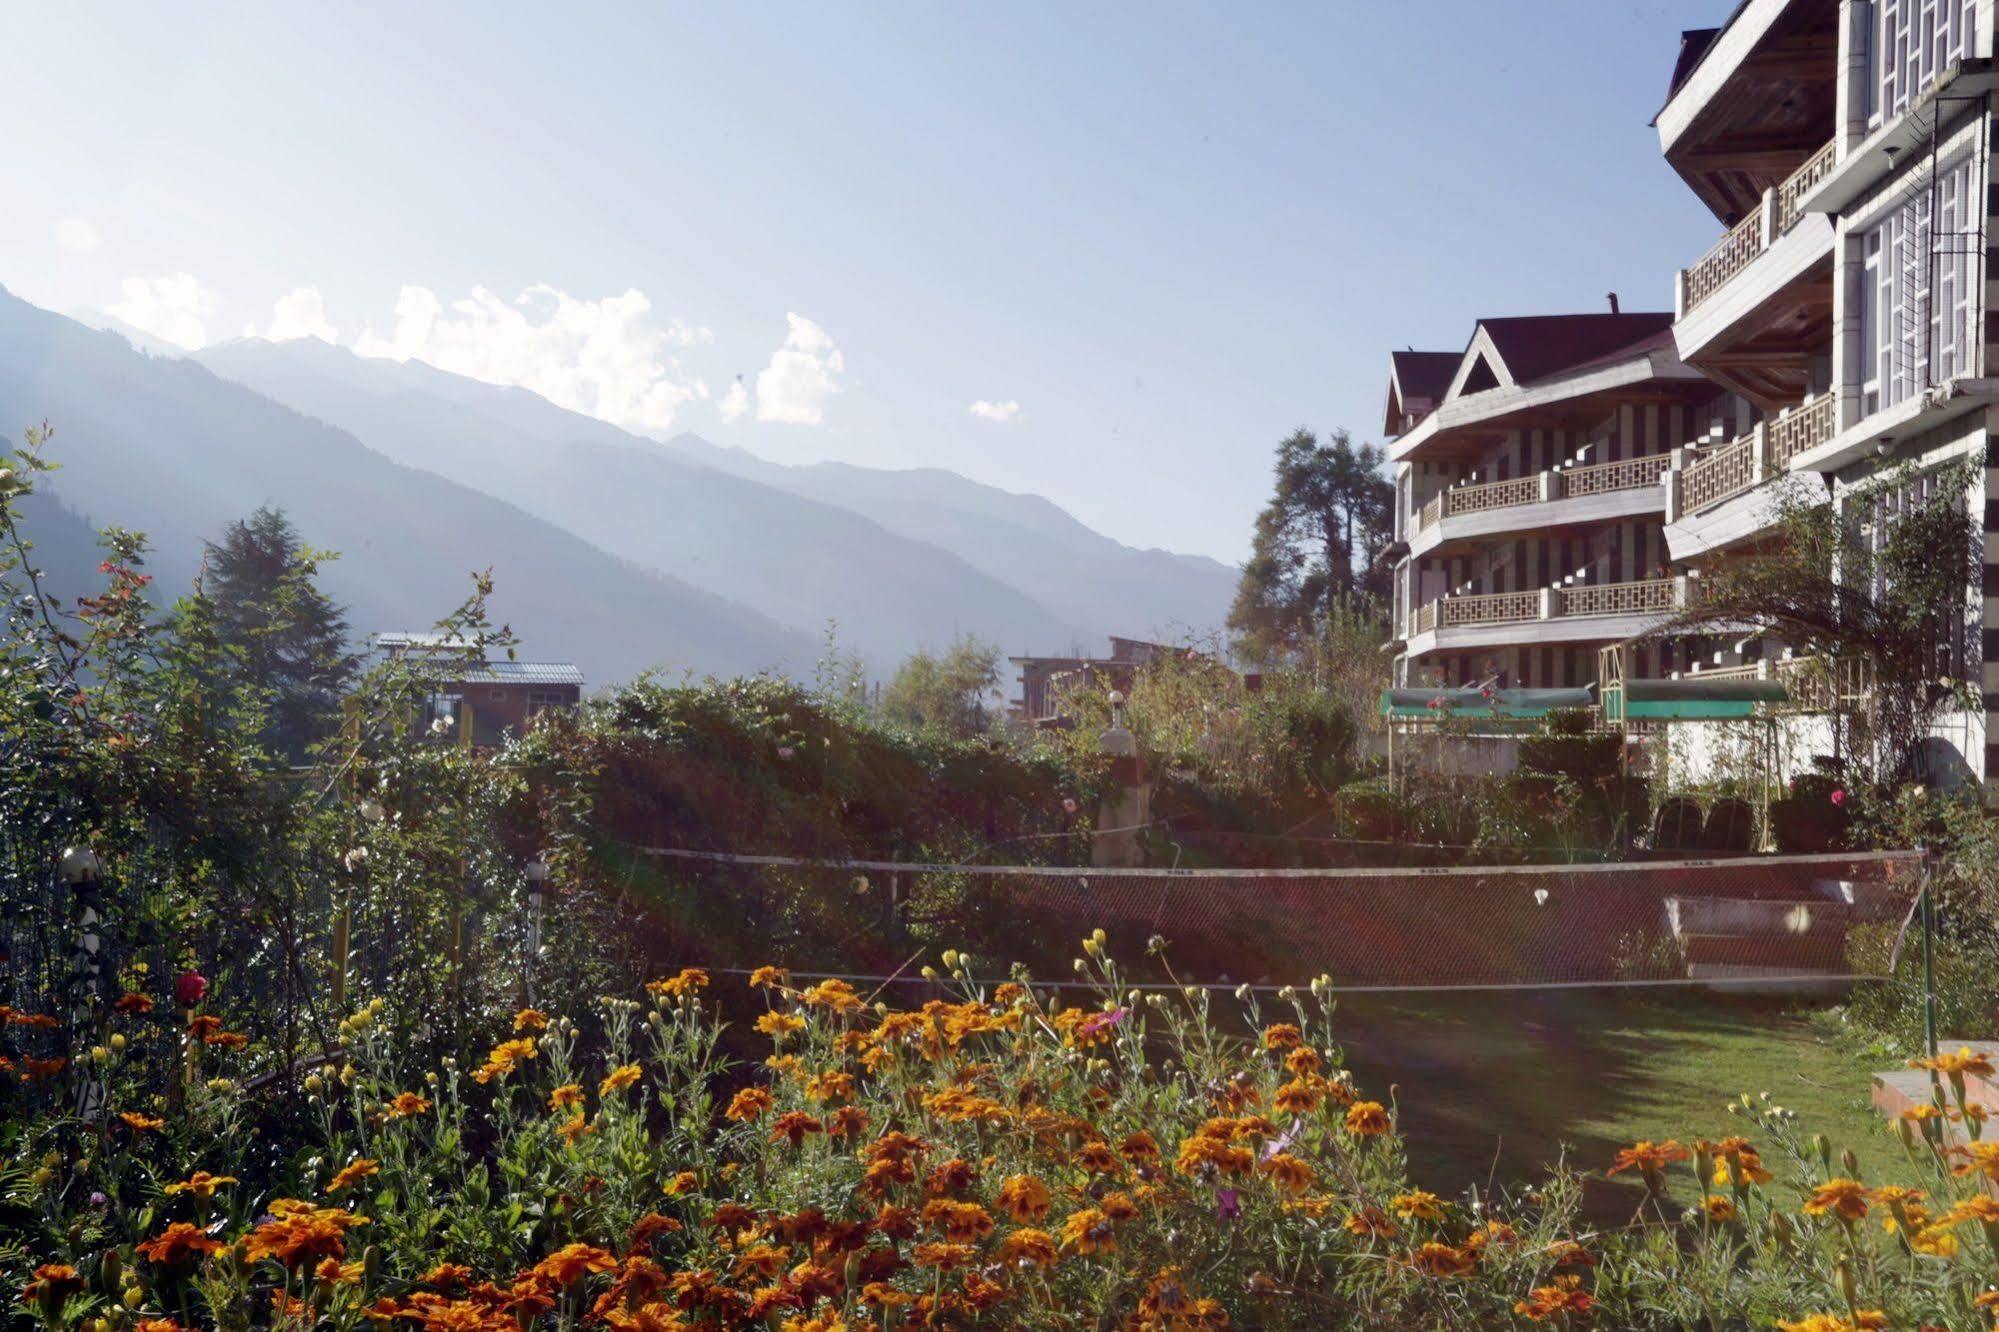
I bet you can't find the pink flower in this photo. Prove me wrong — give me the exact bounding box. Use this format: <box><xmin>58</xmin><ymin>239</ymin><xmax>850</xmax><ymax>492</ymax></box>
<box><xmin>1077</xmin><ymin>1007</ymin><xmax>1128</xmax><ymax>1040</ymax></box>
<box><xmin>175</xmin><ymin>971</ymin><xmax>208</xmax><ymax>1007</ymax></box>
<box><xmin>1830</xmin><ymin>788</ymin><xmax>1846</xmax><ymax>807</ymax></box>
<box><xmin>776</xmin><ymin>746</ymin><xmax>794</xmax><ymax>761</ymax></box>
<box><xmin>1062</xmin><ymin>798</ymin><xmax>1079</xmax><ymax>815</ymax></box>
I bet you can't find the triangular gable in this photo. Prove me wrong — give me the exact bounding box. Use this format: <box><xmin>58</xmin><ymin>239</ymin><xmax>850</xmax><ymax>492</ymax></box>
<box><xmin>1383</xmin><ymin>350</ymin><xmax>1459</xmax><ymax>435</ymax></box>
<box><xmin>1443</xmin><ymin>326</ymin><xmax>1516</xmax><ymax>402</ymax></box>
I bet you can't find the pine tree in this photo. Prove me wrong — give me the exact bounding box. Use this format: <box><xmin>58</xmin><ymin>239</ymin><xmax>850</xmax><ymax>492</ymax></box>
<box><xmin>201</xmin><ymin>506</ymin><xmax>356</xmax><ymax>761</ymax></box>
<box><xmin>1228</xmin><ymin>428</ymin><xmax>1393</xmax><ymax>662</ymax></box>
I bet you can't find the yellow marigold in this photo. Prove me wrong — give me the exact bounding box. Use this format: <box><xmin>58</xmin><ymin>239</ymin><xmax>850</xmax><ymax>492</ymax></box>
<box><xmin>804</xmin><ymin>1070</ymin><xmax>855</xmax><ymax>1102</ymax></box>
<box><xmin>549</xmin><ymin>1083</ymin><xmax>585</xmax><ymax>1112</ymax></box>
<box><xmin>530</xmin><ymin>1243</ymin><xmax>616</xmax><ymax>1287</ymax></box>
<box><xmin>471</xmin><ymin>1037</ymin><xmax>539</xmax><ymax>1084</ymax></box>
<box><xmin>1911</xmin><ymin>1224</ymin><xmax>1958</xmax><ymax>1257</ymax></box>
<box><xmin>996</xmin><ymin>1174</ymin><xmax>1051</xmax><ymax>1222</ymax></box>
<box><xmin>749</xmin><ymin>965</ymin><xmax>789</xmax><ymax>988</ymax></box>
<box><xmin>165</xmin><ymin>1170</ymin><xmax>238</xmax><ymax>1197</ymax></box>
<box><xmin>1700</xmin><ymin>1195</ymin><xmax>1739</xmax><ymax>1223</ymax></box>
<box><xmin>513</xmin><ymin>1008</ymin><xmax>548</xmax><ymax>1032</ymax></box>
<box><xmin>1944</xmin><ymin>1194</ymin><xmax>1999</xmax><ymax>1225</ymax></box>
<box><xmin>1343</xmin><ymin>1206</ymin><xmax>1398</xmax><ymax>1239</ymax></box>
<box><xmin>801</xmin><ymin>978</ymin><xmax>863</xmax><ymax>1011</ymax></box>
<box><xmin>996</xmin><ymin>1227</ymin><xmax>1059</xmax><ymax>1268</ymax></box>
<box><xmin>1262</xmin><ymin>1153</ymin><xmax>1317</xmax><ymax>1195</ymax></box>
<box><xmin>1900</xmin><ymin>1103</ymin><xmax>1945</xmax><ymax>1123</ymax></box>
<box><xmin>1407</xmin><ymin>1241</ymin><xmax>1475</xmax><ymax>1277</ymax></box>
<box><xmin>725</xmin><ymin>1086</ymin><xmax>774</xmax><ymax>1121</ymax></box>
<box><xmin>1060</xmin><ymin>1207</ymin><xmax>1117</xmax><ymax>1255</ymax></box>
<box><xmin>312</xmin><ymin>1257</ymin><xmax>362</xmax><ymax>1285</ymax></box>
<box><xmin>1344</xmin><ymin>1100</ymin><xmax>1391</xmax><ymax>1137</ymax></box>
<box><xmin>1391</xmin><ymin>1190</ymin><xmax>1446</xmax><ymax>1221</ymax></box>
<box><xmin>646</xmin><ymin>968</ymin><xmax>709</xmax><ymax>998</ymax></box>
<box><xmin>1953</xmin><ymin>1140</ymin><xmax>1999</xmax><ymax>1181</ymax></box>
<box><xmin>599</xmin><ymin>1064</ymin><xmax>642</xmax><ymax>1096</ymax></box>
<box><xmin>663</xmin><ymin>1170</ymin><xmax>699</xmax><ymax>1196</ymax></box>
<box><xmin>120</xmin><ymin>1111</ymin><xmax>165</xmax><ymax>1132</ymax></box>
<box><xmin>327</xmin><ymin>1159</ymin><xmax>379</xmax><ymax>1194</ymax></box>
<box><xmin>1910</xmin><ymin>1046</ymin><xmax>1996</xmax><ymax>1077</ymax></box>
<box><xmin>1775</xmin><ymin>1314</ymin><xmax>1888</xmax><ymax>1332</ymax></box>
<box><xmin>1261</xmin><ymin>1022</ymin><xmax>1302</xmax><ymax>1050</ymax></box>
<box><xmin>386</xmin><ymin>1091</ymin><xmax>431</xmax><ymax>1119</ymax></box>
<box><xmin>1705</xmin><ymin>1136</ymin><xmax>1773</xmax><ymax>1187</ymax></box>
<box><xmin>756</xmin><ymin>1011</ymin><xmax>805</xmax><ymax>1039</ymax></box>
<box><xmin>1801</xmin><ymin>1178</ymin><xmax>1869</xmax><ymax>1222</ymax></box>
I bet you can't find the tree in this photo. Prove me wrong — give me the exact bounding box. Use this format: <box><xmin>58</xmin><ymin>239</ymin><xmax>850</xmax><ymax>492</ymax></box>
<box><xmin>201</xmin><ymin>506</ymin><xmax>357</xmax><ymax>760</ymax></box>
<box><xmin>1229</xmin><ymin>428</ymin><xmax>1393</xmax><ymax>661</ymax></box>
<box><xmin>1661</xmin><ymin>462</ymin><xmax>1980</xmax><ymax>786</ymax></box>
<box><xmin>879</xmin><ymin>634</ymin><xmax>1003</xmax><ymax>738</ymax></box>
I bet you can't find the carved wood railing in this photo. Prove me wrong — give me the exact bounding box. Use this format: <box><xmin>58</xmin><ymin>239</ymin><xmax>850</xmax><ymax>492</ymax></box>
<box><xmin>1561</xmin><ymin>452</ymin><xmax>1672</xmax><ymax>498</ymax></box>
<box><xmin>1682</xmin><ymin>436</ymin><xmax>1757</xmax><ymax>513</ymax></box>
<box><xmin>1557</xmin><ymin>577</ymin><xmax>1677</xmax><ymax>618</ymax></box>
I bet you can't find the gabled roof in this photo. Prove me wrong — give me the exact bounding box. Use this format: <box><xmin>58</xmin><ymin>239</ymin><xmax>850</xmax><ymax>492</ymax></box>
<box><xmin>1466</xmin><ymin>313</ymin><xmax>1676</xmax><ymax>391</ymax></box>
<box><xmin>1383</xmin><ymin>351</ymin><xmax>1460</xmax><ymax>435</ymax></box>
<box><xmin>447</xmin><ymin>661</ymin><xmax>586</xmax><ymax>687</ymax></box>
<box><xmin>1666</xmin><ymin>26</ymin><xmax>1723</xmax><ymax>102</ymax></box>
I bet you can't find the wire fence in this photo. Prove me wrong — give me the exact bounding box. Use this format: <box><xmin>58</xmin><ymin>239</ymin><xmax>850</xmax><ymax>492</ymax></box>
<box><xmin>634</xmin><ymin>846</ymin><xmax>1926</xmax><ymax>992</ymax></box>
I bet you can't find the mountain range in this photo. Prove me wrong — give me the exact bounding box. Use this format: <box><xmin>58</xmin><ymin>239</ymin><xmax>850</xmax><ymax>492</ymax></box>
<box><xmin>0</xmin><ymin>285</ymin><xmax>1237</xmax><ymax>686</ymax></box>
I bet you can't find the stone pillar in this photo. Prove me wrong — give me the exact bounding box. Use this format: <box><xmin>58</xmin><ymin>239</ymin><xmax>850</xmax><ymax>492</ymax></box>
<box><xmin>1093</xmin><ymin>692</ymin><xmax>1150</xmax><ymax>868</ymax></box>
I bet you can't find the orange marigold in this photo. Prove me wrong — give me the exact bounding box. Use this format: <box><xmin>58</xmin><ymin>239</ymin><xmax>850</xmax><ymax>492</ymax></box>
<box><xmin>386</xmin><ymin>1091</ymin><xmax>432</xmax><ymax>1119</ymax></box>
<box><xmin>996</xmin><ymin>1174</ymin><xmax>1051</xmax><ymax>1222</ymax></box>
<box><xmin>531</xmin><ymin>1243</ymin><xmax>617</xmax><ymax>1287</ymax></box>
<box><xmin>725</xmin><ymin>1087</ymin><xmax>775</xmax><ymax>1121</ymax></box>
<box><xmin>599</xmin><ymin>1063</ymin><xmax>643</xmax><ymax>1095</ymax></box>
<box><xmin>1801</xmin><ymin>1178</ymin><xmax>1870</xmax><ymax>1222</ymax></box>
<box><xmin>136</xmin><ymin>1222</ymin><xmax>223</xmax><ymax>1268</ymax></box>
<box><xmin>327</xmin><ymin>1158</ymin><xmax>380</xmax><ymax>1193</ymax></box>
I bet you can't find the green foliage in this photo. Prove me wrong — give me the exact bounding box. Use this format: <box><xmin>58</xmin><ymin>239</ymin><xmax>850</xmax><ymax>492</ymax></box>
<box><xmin>876</xmin><ymin>633</ymin><xmax>1002</xmax><ymax>738</ymax></box>
<box><xmin>1229</xmin><ymin>427</ymin><xmax>1393</xmax><ymax>662</ymax></box>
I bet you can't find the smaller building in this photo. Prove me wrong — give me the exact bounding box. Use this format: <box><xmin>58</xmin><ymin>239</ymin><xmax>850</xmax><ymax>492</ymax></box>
<box><xmin>1010</xmin><ymin>636</ymin><xmax>1170</xmax><ymax>727</ymax></box>
<box><xmin>370</xmin><ymin>632</ymin><xmax>584</xmax><ymax>745</ymax></box>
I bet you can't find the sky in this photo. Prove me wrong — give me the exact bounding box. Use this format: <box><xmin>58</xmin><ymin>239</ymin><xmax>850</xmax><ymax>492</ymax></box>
<box><xmin>0</xmin><ymin>2</ymin><xmax>1726</xmax><ymax>565</ymax></box>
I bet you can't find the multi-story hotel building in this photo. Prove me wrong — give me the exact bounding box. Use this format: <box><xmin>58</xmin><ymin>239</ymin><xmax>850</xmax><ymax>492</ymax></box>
<box><xmin>1385</xmin><ymin>0</ymin><xmax>1997</xmax><ymax>788</ymax></box>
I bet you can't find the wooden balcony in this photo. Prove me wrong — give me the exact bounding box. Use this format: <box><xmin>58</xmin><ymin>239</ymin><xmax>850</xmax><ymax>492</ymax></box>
<box><xmin>1671</xmin><ymin>391</ymin><xmax>1835</xmax><ymax>518</ymax></box>
<box><xmin>1412</xmin><ymin>576</ymin><xmax>1686</xmax><ymax>636</ymax></box>
<box><xmin>1680</xmin><ymin>138</ymin><xmax>1835</xmax><ymax>316</ymax></box>
<box><xmin>1413</xmin><ymin>452</ymin><xmax>1673</xmax><ymax>533</ymax></box>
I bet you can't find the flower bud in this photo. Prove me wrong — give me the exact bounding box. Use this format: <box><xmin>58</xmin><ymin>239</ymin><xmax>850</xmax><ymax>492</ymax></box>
<box><xmin>942</xmin><ymin>949</ymin><xmax>960</xmax><ymax>970</ymax></box>
<box><xmin>109</xmin><ymin>1034</ymin><xmax>126</xmax><ymax>1052</ymax></box>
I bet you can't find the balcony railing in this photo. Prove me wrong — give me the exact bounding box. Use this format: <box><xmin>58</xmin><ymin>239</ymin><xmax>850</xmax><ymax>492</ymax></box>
<box><xmin>1413</xmin><ymin>452</ymin><xmax>1671</xmax><ymax>531</ymax></box>
<box><xmin>1674</xmin><ymin>392</ymin><xmax>1836</xmax><ymax>517</ymax></box>
<box><xmin>1682</xmin><ymin>137</ymin><xmax>1836</xmax><ymax>315</ymax></box>
<box><xmin>1413</xmin><ymin>576</ymin><xmax>1685</xmax><ymax>634</ymax></box>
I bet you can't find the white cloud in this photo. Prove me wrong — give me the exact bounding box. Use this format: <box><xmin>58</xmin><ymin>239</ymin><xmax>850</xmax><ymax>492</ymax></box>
<box><xmin>352</xmin><ymin>284</ymin><xmax>710</xmax><ymax>434</ymax></box>
<box><xmin>106</xmin><ymin>273</ymin><xmax>215</xmax><ymax>350</ymax></box>
<box><xmin>55</xmin><ymin>217</ymin><xmax>101</xmax><ymax>254</ymax></box>
<box><xmin>718</xmin><ymin>378</ymin><xmax>750</xmax><ymax>423</ymax></box>
<box><xmin>968</xmin><ymin>399</ymin><xmax>1022</xmax><ymax>424</ymax></box>
<box><xmin>266</xmin><ymin>286</ymin><xmax>339</xmax><ymax>343</ymax></box>
<box><xmin>753</xmin><ymin>313</ymin><xmax>844</xmax><ymax>425</ymax></box>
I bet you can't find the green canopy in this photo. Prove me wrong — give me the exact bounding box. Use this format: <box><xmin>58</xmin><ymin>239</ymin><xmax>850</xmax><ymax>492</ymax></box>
<box><xmin>1382</xmin><ymin>686</ymin><xmax>1593</xmax><ymax>719</ymax></box>
<box><xmin>1614</xmin><ymin>676</ymin><xmax>1788</xmax><ymax>719</ymax></box>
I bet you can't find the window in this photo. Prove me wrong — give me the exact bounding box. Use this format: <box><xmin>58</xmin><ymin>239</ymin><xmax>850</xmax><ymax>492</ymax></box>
<box><xmin>1859</xmin><ymin>151</ymin><xmax>1982</xmax><ymax>415</ymax></box>
<box><xmin>1870</xmin><ymin>0</ymin><xmax>1977</xmax><ymax>127</ymax></box>
<box><xmin>1856</xmin><ymin>466</ymin><xmax>1971</xmax><ymax>679</ymax></box>
<box><xmin>526</xmin><ymin>690</ymin><xmax>572</xmax><ymax>716</ymax></box>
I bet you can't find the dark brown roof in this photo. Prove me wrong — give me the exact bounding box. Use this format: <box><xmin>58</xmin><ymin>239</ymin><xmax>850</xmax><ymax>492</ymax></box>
<box><xmin>1475</xmin><ymin>312</ymin><xmax>1675</xmax><ymax>387</ymax></box>
<box><xmin>1667</xmin><ymin>26</ymin><xmax>1722</xmax><ymax>101</ymax></box>
<box><xmin>1389</xmin><ymin>351</ymin><xmax>1459</xmax><ymax>404</ymax></box>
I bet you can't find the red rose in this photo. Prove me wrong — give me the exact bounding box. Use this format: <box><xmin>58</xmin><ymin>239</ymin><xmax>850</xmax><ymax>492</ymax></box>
<box><xmin>175</xmin><ymin>971</ymin><xmax>208</xmax><ymax>1007</ymax></box>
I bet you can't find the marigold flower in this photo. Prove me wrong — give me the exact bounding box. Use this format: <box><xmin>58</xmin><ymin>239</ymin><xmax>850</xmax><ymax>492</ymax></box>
<box><xmin>386</xmin><ymin>1091</ymin><xmax>432</xmax><ymax>1119</ymax></box>
<box><xmin>826</xmin><ymin>1105</ymin><xmax>871</xmax><ymax>1139</ymax></box>
<box><xmin>327</xmin><ymin>1158</ymin><xmax>380</xmax><ymax>1193</ymax></box>
<box><xmin>115</xmin><ymin>991</ymin><xmax>155</xmax><ymax>1015</ymax></box>
<box><xmin>21</xmin><ymin>1263</ymin><xmax>82</xmax><ymax>1306</ymax></box>
<box><xmin>996</xmin><ymin>1227</ymin><xmax>1059</xmax><ymax>1268</ymax></box>
<box><xmin>314</xmin><ymin>1257</ymin><xmax>363</xmax><ymax>1285</ymax></box>
<box><xmin>1910</xmin><ymin>1046</ymin><xmax>1996</xmax><ymax>1077</ymax></box>
<box><xmin>1515</xmin><ymin>1274</ymin><xmax>1594</xmax><ymax>1322</ymax></box>
<box><xmin>241</xmin><ymin>1205</ymin><xmax>368</xmax><ymax>1268</ymax></box>
<box><xmin>1344</xmin><ymin>1100</ymin><xmax>1391</xmax><ymax>1137</ymax></box>
<box><xmin>1700</xmin><ymin>1194</ymin><xmax>1739</xmax><ymax>1223</ymax></box>
<box><xmin>1120</xmin><ymin>1130</ymin><xmax>1161</xmax><ymax>1163</ymax></box>
<box><xmin>1076</xmin><ymin>1139</ymin><xmax>1121</xmax><ymax>1173</ymax></box>
<box><xmin>923</xmin><ymin>1198</ymin><xmax>995</xmax><ymax>1242</ymax></box>
<box><xmin>1944</xmin><ymin>1194</ymin><xmax>1999</xmax><ymax>1225</ymax></box>
<box><xmin>912</xmin><ymin>1241</ymin><xmax>978</xmax><ymax>1270</ymax></box>
<box><xmin>513</xmin><ymin>1007</ymin><xmax>548</xmax><ymax>1032</ymax></box>
<box><xmin>1775</xmin><ymin>1314</ymin><xmax>1888</xmax><ymax>1332</ymax></box>
<box><xmin>549</xmin><ymin>1083</ymin><xmax>585</xmax><ymax>1112</ymax></box>
<box><xmin>1261</xmin><ymin>1022</ymin><xmax>1302</xmax><ymax>1050</ymax></box>
<box><xmin>1273</xmin><ymin>1077</ymin><xmax>1322</xmax><ymax>1114</ymax></box>
<box><xmin>1911</xmin><ymin>1224</ymin><xmax>1958</xmax><ymax>1257</ymax></box>
<box><xmin>471</xmin><ymin>1037</ymin><xmax>539</xmax><ymax>1084</ymax></box>
<box><xmin>1343</xmin><ymin>1206</ymin><xmax>1398</xmax><ymax>1239</ymax></box>
<box><xmin>801</xmin><ymin>978</ymin><xmax>862</xmax><ymax>1012</ymax></box>
<box><xmin>1407</xmin><ymin>1241</ymin><xmax>1475</xmax><ymax>1277</ymax></box>
<box><xmin>1060</xmin><ymin>1207</ymin><xmax>1117</xmax><ymax>1254</ymax></box>
<box><xmin>756</xmin><ymin>1011</ymin><xmax>805</xmax><ymax>1038</ymax></box>
<box><xmin>418</xmin><ymin>1262</ymin><xmax>472</xmax><ymax>1288</ymax></box>
<box><xmin>996</xmin><ymin>1173</ymin><xmax>1051</xmax><ymax>1221</ymax></box>
<box><xmin>24</xmin><ymin>1055</ymin><xmax>69</xmax><ymax>1081</ymax></box>
<box><xmin>1391</xmin><ymin>1189</ymin><xmax>1445</xmax><ymax>1221</ymax></box>
<box><xmin>663</xmin><ymin>1170</ymin><xmax>699</xmax><ymax>1197</ymax></box>
<box><xmin>1705</xmin><ymin>1136</ymin><xmax>1773</xmax><ymax>1188</ymax></box>
<box><xmin>531</xmin><ymin>1243</ymin><xmax>617</xmax><ymax>1286</ymax></box>
<box><xmin>557</xmin><ymin>1114</ymin><xmax>595</xmax><ymax>1144</ymax></box>
<box><xmin>165</xmin><ymin>1170</ymin><xmax>238</xmax><ymax>1197</ymax></box>
<box><xmin>1285</xmin><ymin>1046</ymin><xmax>1323</xmax><ymax>1076</ymax></box>
<box><xmin>749</xmin><ymin>965</ymin><xmax>789</xmax><ymax>989</ymax></box>
<box><xmin>769</xmin><ymin>1111</ymin><xmax>824</xmax><ymax>1147</ymax></box>
<box><xmin>136</xmin><ymin>1222</ymin><xmax>223</xmax><ymax>1268</ymax></box>
<box><xmin>599</xmin><ymin>1063</ymin><xmax>642</xmax><ymax>1095</ymax></box>
<box><xmin>1262</xmin><ymin>1153</ymin><xmax>1317</xmax><ymax>1195</ymax></box>
<box><xmin>1952</xmin><ymin>1140</ymin><xmax>1999</xmax><ymax>1181</ymax></box>
<box><xmin>1802</xmin><ymin>1178</ymin><xmax>1869</xmax><ymax>1222</ymax></box>
<box><xmin>724</xmin><ymin>1086</ymin><xmax>774</xmax><ymax>1121</ymax></box>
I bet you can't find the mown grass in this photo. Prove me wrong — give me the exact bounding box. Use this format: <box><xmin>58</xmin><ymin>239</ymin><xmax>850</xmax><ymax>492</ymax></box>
<box><xmin>1329</xmin><ymin>990</ymin><xmax>1930</xmax><ymax>1219</ymax></box>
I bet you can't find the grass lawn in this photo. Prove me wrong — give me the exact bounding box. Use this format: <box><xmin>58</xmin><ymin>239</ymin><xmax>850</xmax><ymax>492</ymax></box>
<box><xmin>1328</xmin><ymin>990</ymin><xmax>1929</xmax><ymax>1220</ymax></box>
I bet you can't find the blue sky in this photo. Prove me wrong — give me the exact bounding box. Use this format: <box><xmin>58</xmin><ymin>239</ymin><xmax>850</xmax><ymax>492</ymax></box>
<box><xmin>0</xmin><ymin>2</ymin><xmax>1723</xmax><ymax>563</ymax></box>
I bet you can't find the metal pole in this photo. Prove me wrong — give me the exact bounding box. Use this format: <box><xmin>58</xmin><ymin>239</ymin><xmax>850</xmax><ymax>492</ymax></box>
<box><xmin>1921</xmin><ymin>871</ymin><xmax>1938</xmax><ymax>1066</ymax></box>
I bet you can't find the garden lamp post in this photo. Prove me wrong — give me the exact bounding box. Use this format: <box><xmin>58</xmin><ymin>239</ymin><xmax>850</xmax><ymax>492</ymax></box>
<box><xmin>60</xmin><ymin>845</ymin><xmax>107</xmax><ymax>1119</ymax></box>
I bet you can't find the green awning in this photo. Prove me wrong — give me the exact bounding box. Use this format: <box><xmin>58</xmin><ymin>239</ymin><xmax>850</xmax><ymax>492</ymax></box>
<box><xmin>1382</xmin><ymin>686</ymin><xmax>1594</xmax><ymax>719</ymax></box>
<box><xmin>1615</xmin><ymin>676</ymin><xmax>1788</xmax><ymax>720</ymax></box>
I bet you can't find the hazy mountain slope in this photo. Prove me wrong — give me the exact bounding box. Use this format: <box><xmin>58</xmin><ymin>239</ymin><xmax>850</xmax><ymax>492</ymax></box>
<box><xmin>660</xmin><ymin>435</ymin><xmax>1239</xmax><ymax>644</ymax></box>
<box><xmin>0</xmin><ymin>288</ymin><xmax>813</xmax><ymax>684</ymax></box>
<box><xmin>193</xmin><ymin>337</ymin><xmax>1085</xmax><ymax>666</ymax></box>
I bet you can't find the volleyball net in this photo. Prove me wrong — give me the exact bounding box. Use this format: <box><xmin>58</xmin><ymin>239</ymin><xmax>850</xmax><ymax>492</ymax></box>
<box><xmin>629</xmin><ymin>847</ymin><xmax>1925</xmax><ymax>992</ymax></box>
